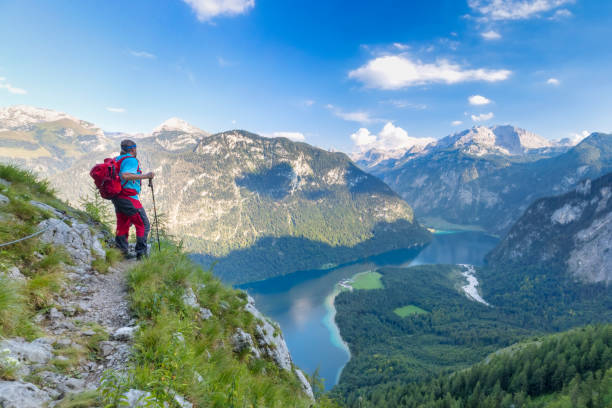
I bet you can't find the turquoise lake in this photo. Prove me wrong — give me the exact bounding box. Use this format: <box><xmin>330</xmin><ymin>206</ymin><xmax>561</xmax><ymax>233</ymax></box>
<box><xmin>238</xmin><ymin>231</ymin><xmax>499</xmax><ymax>390</ymax></box>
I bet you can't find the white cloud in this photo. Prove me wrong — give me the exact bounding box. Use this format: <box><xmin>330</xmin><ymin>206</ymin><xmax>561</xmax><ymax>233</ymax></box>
<box><xmin>481</xmin><ymin>30</ymin><xmax>501</xmax><ymax>40</ymax></box>
<box><xmin>469</xmin><ymin>94</ymin><xmax>492</xmax><ymax>105</ymax></box>
<box><xmin>384</xmin><ymin>100</ymin><xmax>428</xmax><ymax>110</ymax></box>
<box><xmin>550</xmin><ymin>8</ymin><xmax>572</xmax><ymax>19</ymax></box>
<box><xmin>271</xmin><ymin>131</ymin><xmax>306</xmax><ymax>142</ymax></box>
<box><xmin>303</xmin><ymin>99</ymin><xmax>315</xmax><ymax>107</ymax></box>
<box><xmin>471</xmin><ymin>112</ymin><xmax>494</xmax><ymax>122</ymax></box>
<box><xmin>349</xmin><ymin>55</ymin><xmax>511</xmax><ymax>89</ymax></box>
<box><xmin>217</xmin><ymin>56</ymin><xmax>237</xmax><ymax>67</ymax></box>
<box><xmin>351</xmin><ymin>122</ymin><xmax>436</xmax><ymax>153</ymax></box>
<box><xmin>468</xmin><ymin>0</ymin><xmax>574</xmax><ymax>21</ymax></box>
<box><xmin>452</xmin><ymin>120</ymin><xmax>464</xmax><ymax>126</ymax></box>
<box><xmin>393</xmin><ymin>42</ymin><xmax>410</xmax><ymax>50</ymax></box>
<box><xmin>547</xmin><ymin>77</ymin><xmax>560</xmax><ymax>85</ymax></box>
<box><xmin>326</xmin><ymin>104</ymin><xmax>380</xmax><ymax>124</ymax></box>
<box><xmin>130</xmin><ymin>50</ymin><xmax>156</xmax><ymax>59</ymax></box>
<box><xmin>350</xmin><ymin>128</ymin><xmax>377</xmax><ymax>147</ymax></box>
<box><xmin>183</xmin><ymin>0</ymin><xmax>255</xmax><ymax>21</ymax></box>
<box><xmin>106</xmin><ymin>107</ymin><xmax>126</xmax><ymax>113</ymax></box>
<box><xmin>570</xmin><ymin>130</ymin><xmax>590</xmax><ymax>143</ymax></box>
<box><xmin>0</xmin><ymin>78</ymin><xmax>27</xmax><ymax>95</ymax></box>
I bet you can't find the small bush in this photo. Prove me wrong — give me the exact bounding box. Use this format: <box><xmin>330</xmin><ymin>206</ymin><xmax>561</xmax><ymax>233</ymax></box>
<box><xmin>0</xmin><ymin>348</ymin><xmax>21</xmax><ymax>380</ymax></box>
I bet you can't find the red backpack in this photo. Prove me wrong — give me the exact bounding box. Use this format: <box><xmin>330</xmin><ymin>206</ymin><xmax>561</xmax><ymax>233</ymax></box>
<box><xmin>90</xmin><ymin>157</ymin><xmax>129</xmax><ymax>199</ymax></box>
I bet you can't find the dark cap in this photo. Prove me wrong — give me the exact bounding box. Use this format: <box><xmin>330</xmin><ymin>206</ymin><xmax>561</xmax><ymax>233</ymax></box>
<box><xmin>120</xmin><ymin>139</ymin><xmax>137</xmax><ymax>152</ymax></box>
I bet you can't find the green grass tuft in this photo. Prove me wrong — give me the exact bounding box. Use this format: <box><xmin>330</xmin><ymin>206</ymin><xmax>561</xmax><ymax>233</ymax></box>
<box><xmin>0</xmin><ymin>164</ymin><xmax>54</xmax><ymax>196</ymax></box>
<box><xmin>55</xmin><ymin>391</ymin><xmax>101</xmax><ymax>408</ymax></box>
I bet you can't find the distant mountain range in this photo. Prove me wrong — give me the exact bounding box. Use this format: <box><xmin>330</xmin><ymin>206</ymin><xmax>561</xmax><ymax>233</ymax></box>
<box><xmin>0</xmin><ymin>105</ymin><xmax>430</xmax><ymax>283</ymax></box>
<box><xmin>357</xmin><ymin>125</ymin><xmax>612</xmax><ymax>234</ymax></box>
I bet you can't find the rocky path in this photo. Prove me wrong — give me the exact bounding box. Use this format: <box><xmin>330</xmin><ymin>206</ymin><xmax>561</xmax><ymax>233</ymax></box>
<box><xmin>51</xmin><ymin>259</ymin><xmax>136</xmax><ymax>384</ymax></box>
<box><xmin>0</xmin><ymin>216</ymin><xmax>139</xmax><ymax>408</ymax></box>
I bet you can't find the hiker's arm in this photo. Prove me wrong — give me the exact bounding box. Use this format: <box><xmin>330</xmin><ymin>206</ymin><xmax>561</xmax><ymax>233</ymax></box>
<box><xmin>121</xmin><ymin>172</ymin><xmax>155</xmax><ymax>181</ymax></box>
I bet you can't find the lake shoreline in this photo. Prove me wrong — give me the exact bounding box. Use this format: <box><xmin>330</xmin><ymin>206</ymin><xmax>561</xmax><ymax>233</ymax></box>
<box><xmin>322</xmin><ymin>283</ymin><xmax>352</xmax><ymax>384</ymax></box>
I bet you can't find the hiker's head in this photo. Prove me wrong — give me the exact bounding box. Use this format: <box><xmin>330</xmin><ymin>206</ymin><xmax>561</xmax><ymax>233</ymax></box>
<box><xmin>120</xmin><ymin>139</ymin><xmax>137</xmax><ymax>157</ymax></box>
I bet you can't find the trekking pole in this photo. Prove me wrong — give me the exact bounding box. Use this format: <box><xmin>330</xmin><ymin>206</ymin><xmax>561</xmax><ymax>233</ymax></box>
<box><xmin>148</xmin><ymin>178</ymin><xmax>162</xmax><ymax>252</ymax></box>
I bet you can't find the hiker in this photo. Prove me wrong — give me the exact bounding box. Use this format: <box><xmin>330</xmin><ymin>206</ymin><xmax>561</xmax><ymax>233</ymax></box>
<box><xmin>111</xmin><ymin>139</ymin><xmax>154</xmax><ymax>259</ymax></box>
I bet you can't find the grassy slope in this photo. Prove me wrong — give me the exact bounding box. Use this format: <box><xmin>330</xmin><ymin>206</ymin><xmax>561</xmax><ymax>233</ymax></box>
<box><xmin>104</xmin><ymin>243</ymin><xmax>340</xmax><ymax>407</ymax></box>
<box><xmin>0</xmin><ymin>165</ymin><xmax>339</xmax><ymax>407</ymax></box>
<box><xmin>0</xmin><ymin>164</ymin><xmax>79</xmax><ymax>341</ymax></box>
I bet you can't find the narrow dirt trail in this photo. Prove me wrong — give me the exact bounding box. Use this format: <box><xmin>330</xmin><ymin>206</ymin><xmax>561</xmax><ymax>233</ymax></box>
<box><xmin>48</xmin><ymin>259</ymin><xmax>137</xmax><ymax>386</ymax></box>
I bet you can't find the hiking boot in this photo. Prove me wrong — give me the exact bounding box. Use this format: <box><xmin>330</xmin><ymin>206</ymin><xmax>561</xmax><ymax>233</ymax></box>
<box><xmin>136</xmin><ymin>253</ymin><xmax>148</xmax><ymax>261</ymax></box>
<box><xmin>123</xmin><ymin>252</ymin><xmax>137</xmax><ymax>260</ymax></box>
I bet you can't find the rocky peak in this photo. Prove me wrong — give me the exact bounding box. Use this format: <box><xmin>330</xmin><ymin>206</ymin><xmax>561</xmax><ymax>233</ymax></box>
<box><xmin>153</xmin><ymin>117</ymin><xmax>206</xmax><ymax>135</ymax></box>
<box><xmin>436</xmin><ymin>125</ymin><xmax>552</xmax><ymax>156</ymax></box>
<box><xmin>152</xmin><ymin>118</ymin><xmax>208</xmax><ymax>151</ymax></box>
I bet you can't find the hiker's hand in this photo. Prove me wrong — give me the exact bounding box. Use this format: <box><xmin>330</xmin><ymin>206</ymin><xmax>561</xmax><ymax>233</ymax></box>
<box><xmin>144</xmin><ymin>172</ymin><xmax>155</xmax><ymax>180</ymax></box>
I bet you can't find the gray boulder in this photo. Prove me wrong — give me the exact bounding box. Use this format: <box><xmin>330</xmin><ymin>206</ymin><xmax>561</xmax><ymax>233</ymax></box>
<box><xmin>0</xmin><ymin>193</ymin><xmax>8</xmax><ymax>205</ymax></box>
<box><xmin>3</xmin><ymin>266</ymin><xmax>25</xmax><ymax>281</ymax></box>
<box><xmin>0</xmin><ymin>381</ymin><xmax>51</xmax><ymax>408</ymax></box>
<box><xmin>181</xmin><ymin>287</ymin><xmax>199</xmax><ymax>309</ymax></box>
<box><xmin>112</xmin><ymin>326</ymin><xmax>138</xmax><ymax>341</ymax></box>
<box><xmin>37</xmin><ymin>370</ymin><xmax>90</xmax><ymax>397</ymax></box>
<box><xmin>0</xmin><ymin>338</ymin><xmax>53</xmax><ymax>364</ymax></box>
<box><xmin>123</xmin><ymin>389</ymin><xmax>155</xmax><ymax>407</ymax></box>
<box><xmin>38</xmin><ymin>218</ymin><xmax>105</xmax><ymax>266</ymax></box>
<box><xmin>231</xmin><ymin>328</ymin><xmax>260</xmax><ymax>358</ymax></box>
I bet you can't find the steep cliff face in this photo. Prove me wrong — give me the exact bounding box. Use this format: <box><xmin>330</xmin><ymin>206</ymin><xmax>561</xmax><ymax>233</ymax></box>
<box><xmin>487</xmin><ymin>172</ymin><xmax>612</xmax><ymax>283</ymax></box>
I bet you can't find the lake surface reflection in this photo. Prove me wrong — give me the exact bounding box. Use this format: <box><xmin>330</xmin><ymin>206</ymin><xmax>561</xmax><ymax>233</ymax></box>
<box><xmin>238</xmin><ymin>231</ymin><xmax>499</xmax><ymax>390</ymax></box>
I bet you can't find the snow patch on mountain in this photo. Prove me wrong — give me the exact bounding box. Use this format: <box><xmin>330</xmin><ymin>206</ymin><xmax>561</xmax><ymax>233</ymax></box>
<box><xmin>0</xmin><ymin>105</ymin><xmax>98</xmax><ymax>130</ymax></box>
<box><xmin>153</xmin><ymin>117</ymin><xmax>206</xmax><ymax>135</ymax></box>
<box><xmin>551</xmin><ymin>203</ymin><xmax>585</xmax><ymax>224</ymax></box>
<box><xmin>435</xmin><ymin>125</ymin><xmax>552</xmax><ymax>156</ymax></box>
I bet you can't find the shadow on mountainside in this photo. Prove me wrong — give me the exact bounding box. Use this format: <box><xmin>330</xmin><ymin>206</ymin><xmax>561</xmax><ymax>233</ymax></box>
<box><xmin>191</xmin><ymin>219</ymin><xmax>432</xmax><ymax>285</ymax></box>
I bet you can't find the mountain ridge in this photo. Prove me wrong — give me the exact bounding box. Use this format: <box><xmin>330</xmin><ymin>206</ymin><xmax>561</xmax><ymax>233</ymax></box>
<box><xmin>0</xmin><ymin>105</ymin><xmax>431</xmax><ymax>283</ymax></box>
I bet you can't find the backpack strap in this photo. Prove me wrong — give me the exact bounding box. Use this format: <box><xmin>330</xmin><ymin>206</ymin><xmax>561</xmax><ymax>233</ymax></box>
<box><xmin>116</xmin><ymin>156</ymin><xmax>137</xmax><ymax>188</ymax></box>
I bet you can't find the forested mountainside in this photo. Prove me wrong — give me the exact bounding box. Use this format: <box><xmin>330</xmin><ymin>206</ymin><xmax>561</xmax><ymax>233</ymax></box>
<box><xmin>0</xmin><ymin>105</ymin><xmax>430</xmax><ymax>284</ymax></box>
<box><xmin>0</xmin><ymin>164</ymin><xmax>337</xmax><ymax>407</ymax></box>
<box><xmin>359</xmin><ymin>126</ymin><xmax>612</xmax><ymax>235</ymax></box>
<box><xmin>332</xmin><ymin>171</ymin><xmax>612</xmax><ymax>406</ymax></box>
<box><xmin>479</xmin><ymin>171</ymin><xmax>612</xmax><ymax>328</ymax></box>
<box><xmin>357</xmin><ymin>324</ymin><xmax>612</xmax><ymax>408</ymax></box>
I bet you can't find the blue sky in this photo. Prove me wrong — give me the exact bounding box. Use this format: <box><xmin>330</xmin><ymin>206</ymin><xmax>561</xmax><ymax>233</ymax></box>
<box><xmin>1</xmin><ymin>0</ymin><xmax>611</xmax><ymax>152</ymax></box>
